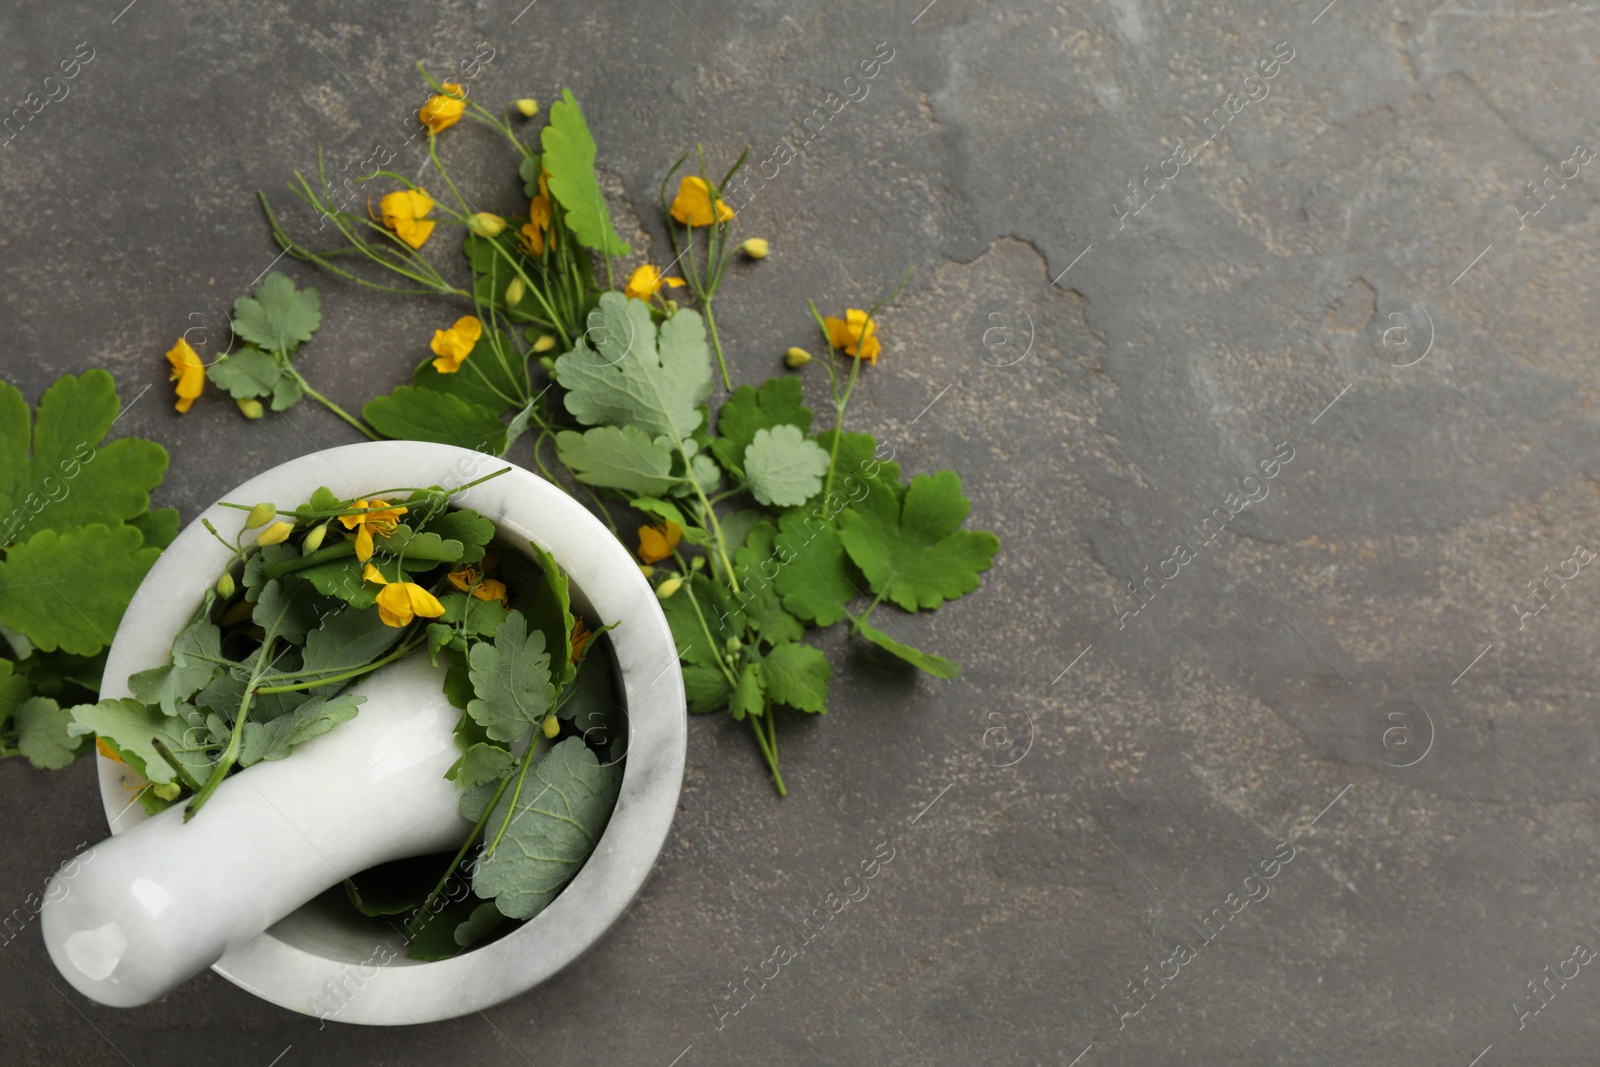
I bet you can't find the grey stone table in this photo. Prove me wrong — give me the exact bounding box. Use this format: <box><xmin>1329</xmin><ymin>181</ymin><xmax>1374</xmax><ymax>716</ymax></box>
<box><xmin>2</xmin><ymin>0</ymin><xmax>1597</xmax><ymax>1063</ymax></box>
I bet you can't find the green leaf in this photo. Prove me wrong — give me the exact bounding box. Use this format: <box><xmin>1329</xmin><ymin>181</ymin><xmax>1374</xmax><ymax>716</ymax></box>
<box><xmin>0</xmin><ymin>525</ymin><xmax>160</xmax><ymax>655</ymax></box>
<box><xmin>129</xmin><ymin>507</ymin><xmax>181</xmax><ymax>550</ymax></box>
<box><xmin>363</xmin><ymin>386</ymin><xmax>507</xmax><ymax>454</ymax></box>
<box><xmin>472</xmin><ymin>737</ymin><xmax>622</xmax><ymax>919</ymax></box>
<box><xmin>67</xmin><ymin>698</ymin><xmax>212</xmax><ymax>785</ymax></box>
<box><xmin>454</xmin><ymin>901</ymin><xmax>506</xmax><ymax>949</ymax></box>
<box><xmin>715</xmin><ymin>377</ymin><xmax>814</xmax><ymax>474</ymax></box>
<box><xmin>719</xmin><ymin>509</ymin><xmax>763</xmax><ymax>557</ymax></box>
<box><xmin>251</xmin><ymin>578</ymin><xmax>323</xmax><ymax>646</ymax></box>
<box><xmin>521</xmin><ymin>541</ymin><xmax>576</xmax><ymax>690</ymax></box>
<box><xmin>373</xmin><ymin>526</ymin><xmax>464</xmax><ymax>563</ymax></box>
<box><xmin>467</xmin><ymin>611</ymin><xmax>554</xmax><ymax>742</ymax></box>
<box><xmin>343</xmin><ymin>854</ymin><xmax>438</xmax><ymax>917</ymax></box>
<box><xmin>803</xmin><ymin>429</ymin><xmax>900</xmax><ymax>512</ymax></box>
<box><xmin>519</xmin><ymin>153</ymin><xmax>543</xmax><ymax>198</ymax></box>
<box><xmin>0</xmin><ymin>659</ymin><xmax>30</xmax><ymax>720</ymax></box>
<box><xmin>729</xmin><ymin>662</ymin><xmax>765</xmax><ymax>721</ymax></box>
<box><xmin>856</xmin><ymin>618</ymin><xmax>961</xmax><ymax>679</ymax></box>
<box><xmin>555</xmin><ymin>426</ymin><xmax>678</xmax><ymax>496</ymax></box>
<box><xmin>743</xmin><ymin>425</ymin><xmax>831</xmax><ymax>509</ymax></box>
<box><xmin>270</xmin><ymin>373</ymin><xmax>304</xmax><ymax>412</ymax></box>
<box><xmin>420</xmin><ymin>509</ymin><xmax>495</xmax><ymax>565</ymax></box>
<box><xmin>731</xmin><ymin>522</ymin><xmax>803</xmax><ymax>646</ymax></box>
<box><xmin>406</xmin><ymin>893</ymin><xmax>482</xmax><ymax>961</ymax></box>
<box><xmin>440</xmin><ymin>592</ymin><xmax>508</xmax><ymax>638</ymax></box>
<box><xmin>296</xmin><ymin>604</ymin><xmax>403</xmax><ymax>678</ymax></box>
<box><xmin>231</xmin><ymin>272</ymin><xmax>322</xmax><ymax>356</ymax></box>
<box><xmin>127</xmin><ymin>599</ymin><xmax>225</xmax><ymax>715</ymax></box>
<box><xmin>660</xmin><ymin>575</ymin><xmax>740</xmax><ymax>666</ymax></box>
<box><xmin>554</xmin><ymin>292</ymin><xmax>712</xmax><ymax>441</ymax></box>
<box><xmin>206</xmin><ymin>346</ymin><xmax>284</xmax><ymax>400</ymax></box>
<box><xmin>452</xmin><ymin>741</ymin><xmax>513</xmax><ymax>787</ymax></box>
<box><xmin>762</xmin><ymin>642</ymin><xmax>831</xmax><ymax>713</ymax></box>
<box><xmin>838</xmin><ymin>471</ymin><xmax>999</xmax><ymax>612</ymax></box>
<box><xmin>239</xmin><ymin>692</ymin><xmax>364</xmax><ymax>766</ymax></box>
<box><xmin>0</xmin><ymin>371</ymin><xmax>169</xmax><ymax>540</ymax></box>
<box><xmin>771</xmin><ymin>511</ymin><xmax>857</xmax><ymax>626</ymax></box>
<box><xmin>632</xmin><ymin>497</ymin><xmax>687</xmax><ymax>528</ymax></box>
<box><xmin>540</xmin><ymin>90</ymin><xmax>631</xmax><ymax>256</ymax></box>
<box><xmin>683</xmin><ymin>663</ymin><xmax>732</xmax><ymax>714</ymax></box>
<box><xmin>298</xmin><ymin>557</ymin><xmax>377</xmax><ymax>608</ymax></box>
<box><xmin>14</xmin><ymin>696</ymin><xmax>86</xmax><ymax>769</ymax></box>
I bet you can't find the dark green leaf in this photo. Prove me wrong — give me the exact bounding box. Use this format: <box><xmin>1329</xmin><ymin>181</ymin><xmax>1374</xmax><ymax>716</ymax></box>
<box><xmin>231</xmin><ymin>272</ymin><xmax>321</xmax><ymax>356</ymax></box>
<box><xmin>838</xmin><ymin>471</ymin><xmax>1000</xmax><ymax>612</ymax></box>
<box><xmin>207</xmin><ymin>346</ymin><xmax>284</xmax><ymax>399</ymax></box>
<box><xmin>762</xmin><ymin>642</ymin><xmax>830</xmax><ymax>713</ymax></box>
<box><xmin>715</xmin><ymin>377</ymin><xmax>814</xmax><ymax>474</ymax></box>
<box><xmin>0</xmin><ymin>525</ymin><xmax>159</xmax><ymax>655</ymax></box>
<box><xmin>363</xmin><ymin>386</ymin><xmax>507</xmax><ymax>453</ymax></box>
<box><xmin>773</xmin><ymin>511</ymin><xmax>858</xmax><ymax>626</ymax></box>
<box><xmin>540</xmin><ymin>90</ymin><xmax>631</xmax><ymax>256</ymax></box>
<box><xmin>467</xmin><ymin>611</ymin><xmax>554</xmax><ymax>741</ymax></box>
<box><xmin>855</xmin><ymin>618</ymin><xmax>961</xmax><ymax>679</ymax></box>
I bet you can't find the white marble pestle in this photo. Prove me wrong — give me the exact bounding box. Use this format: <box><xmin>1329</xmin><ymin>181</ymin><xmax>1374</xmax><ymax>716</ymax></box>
<box><xmin>37</xmin><ymin>442</ymin><xmax>686</xmax><ymax>1024</ymax></box>
<box><xmin>43</xmin><ymin>655</ymin><xmax>466</xmax><ymax>1007</ymax></box>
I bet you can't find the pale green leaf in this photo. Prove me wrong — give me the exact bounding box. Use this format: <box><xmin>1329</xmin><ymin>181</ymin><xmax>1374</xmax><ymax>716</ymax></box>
<box><xmin>555</xmin><ymin>426</ymin><xmax>677</xmax><ymax>496</ymax></box>
<box><xmin>231</xmin><ymin>272</ymin><xmax>321</xmax><ymax>356</ymax></box>
<box><xmin>14</xmin><ymin>696</ymin><xmax>86</xmax><ymax>769</ymax></box>
<box><xmin>467</xmin><ymin>611</ymin><xmax>555</xmax><ymax>742</ymax></box>
<box><xmin>206</xmin><ymin>346</ymin><xmax>284</xmax><ymax>399</ymax></box>
<box><xmin>744</xmin><ymin>425</ymin><xmax>831</xmax><ymax>508</ymax></box>
<box><xmin>554</xmin><ymin>292</ymin><xmax>712</xmax><ymax>441</ymax></box>
<box><xmin>239</xmin><ymin>691</ymin><xmax>364</xmax><ymax>766</ymax></box>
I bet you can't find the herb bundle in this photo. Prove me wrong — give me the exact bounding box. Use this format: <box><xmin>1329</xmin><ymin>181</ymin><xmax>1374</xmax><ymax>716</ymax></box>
<box><xmin>163</xmin><ymin>71</ymin><xmax>1001</xmax><ymax>795</ymax></box>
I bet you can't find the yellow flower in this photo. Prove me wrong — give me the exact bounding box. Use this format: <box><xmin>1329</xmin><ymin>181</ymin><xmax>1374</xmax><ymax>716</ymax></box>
<box><xmin>418</xmin><ymin>82</ymin><xmax>466</xmax><ymax>133</ymax></box>
<box><xmin>430</xmin><ymin>315</ymin><xmax>483</xmax><ymax>374</ymax></box>
<box><xmin>669</xmin><ymin>175</ymin><xmax>734</xmax><ymax>226</ymax></box>
<box><xmin>824</xmin><ymin>308</ymin><xmax>881</xmax><ymax>364</ymax></box>
<box><xmin>446</xmin><ymin>565</ymin><xmax>509</xmax><ymax>605</ymax></box>
<box><xmin>363</xmin><ymin>563</ymin><xmax>447</xmax><ymax>628</ymax></box>
<box><xmin>569</xmin><ymin>617</ymin><xmax>592</xmax><ymax>663</ymax></box>
<box><xmin>637</xmin><ymin>521</ymin><xmax>682</xmax><ymax>564</ymax></box>
<box><xmin>339</xmin><ymin>498</ymin><xmax>408</xmax><ymax>562</ymax></box>
<box><xmin>96</xmin><ymin>737</ymin><xmax>124</xmax><ymax>763</ymax></box>
<box><xmin>379</xmin><ymin>188</ymin><xmax>436</xmax><ymax>250</ymax></box>
<box><xmin>165</xmin><ymin>338</ymin><xmax>204</xmax><ymax>413</ymax></box>
<box><xmin>520</xmin><ymin>191</ymin><xmax>554</xmax><ymax>256</ymax></box>
<box><xmin>624</xmin><ymin>264</ymin><xmax>686</xmax><ymax>302</ymax></box>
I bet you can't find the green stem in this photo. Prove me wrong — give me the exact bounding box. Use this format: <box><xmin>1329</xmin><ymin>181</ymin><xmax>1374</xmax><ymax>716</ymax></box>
<box><xmin>185</xmin><ymin>638</ymin><xmax>277</xmax><ymax>821</ymax></box>
<box><xmin>254</xmin><ymin>640</ymin><xmax>421</xmax><ymax>694</ymax></box>
<box><xmin>704</xmin><ymin>302</ymin><xmax>732</xmax><ymax>391</ymax></box>
<box><xmin>406</xmin><ymin>770</ymin><xmax>514</xmax><ymax>939</ymax></box>
<box><xmin>290</xmin><ymin>370</ymin><xmax>380</xmax><ymax>440</ymax></box>
<box><xmin>151</xmin><ymin>738</ymin><xmax>204</xmax><ymax>794</ymax></box>
<box><xmin>262</xmin><ymin>539</ymin><xmax>355</xmax><ymax>579</ymax></box>
<box><xmin>746</xmin><ymin>706</ymin><xmax>785</xmax><ymax>796</ymax></box>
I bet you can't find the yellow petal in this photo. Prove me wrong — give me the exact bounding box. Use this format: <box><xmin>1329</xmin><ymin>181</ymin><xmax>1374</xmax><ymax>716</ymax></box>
<box><xmin>472</xmin><ymin>578</ymin><xmax>508</xmax><ymax>605</ymax></box>
<box><xmin>355</xmin><ymin>525</ymin><xmax>374</xmax><ymax>561</ymax></box>
<box><xmin>362</xmin><ymin>563</ymin><xmax>387</xmax><ymax>585</ymax></box>
<box><xmin>405</xmin><ymin>583</ymin><xmax>447</xmax><ymax>619</ymax></box>
<box><xmin>375</xmin><ymin>582</ymin><xmax>414</xmax><ymax>627</ymax></box>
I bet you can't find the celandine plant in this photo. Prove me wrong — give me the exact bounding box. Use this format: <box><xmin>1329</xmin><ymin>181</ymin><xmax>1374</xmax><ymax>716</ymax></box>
<box><xmin>155</xmin><ymin>70</ymin><xmax>999</xmax><ymax>795</ymax></box>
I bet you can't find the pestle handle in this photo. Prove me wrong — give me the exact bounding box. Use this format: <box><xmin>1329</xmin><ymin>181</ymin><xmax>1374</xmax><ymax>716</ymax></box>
<box><xmin>41</xmin><ymin>655</ymin><xmax>470</xmax><ymax>1007</ymax></box>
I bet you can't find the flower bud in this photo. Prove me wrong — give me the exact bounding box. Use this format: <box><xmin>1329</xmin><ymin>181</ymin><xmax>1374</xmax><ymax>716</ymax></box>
<box><xmin>301</xmin><ymin>522</ymin><xmax>328</xmax><ymax>555</ymax></box>
<box><xmin>245</xmin><ymin>502</ymin><xmax>277</xmax><ymax>529</ymax></box>
<box><xmin>504</xmin><ymin>277</ymin><xmax>526</xmax><ymax>306</ymax></box>
<box><xmin>740</xmin><ymin>238</ymin><xmax>769</xmax><ymax>259</ymax></box>
<box><xmin>152</xmin><ymin>781</ymin><xmax>182</xmax><ymax>802</ymax></box>
<box><xmin>531</xmin><ymin>333</ymin><xmax>556</xmax><ymax>353</ymax></box>
<box><xmin>638</xmin><ymin>564</ymin><xmax>656</xmax><ymax>579</ymax></box>
<box><xmin>785</xmin><ymin>347</ymin><xmax>812</xmax><ymax>368</ymax></box>
<box><xmin>470</xmin><ymin>212</ymin><xmax>508</xmax><ymax>238</ymax></box>
<box><xmin>538</xmin><ymin>356</ymin><xmax>556</xmax><ymax>372</ymax></box>
<box><xmin>541</xmin><ymin>714</ymin><xmax>560</xmax><ymax>739</ymax></box>
<box><xmin>690</xmin><ymin>556</ymin><xmax>706</xmax><ymax>570</ymax></box>
<box><xmin>236</xmin><ymin>397</ymin><xmax>264</xmax><ymax>419</ymax></box>
<box><xmin>725</xmin><ymin>636</ymin><xmax>742</xmax><ymax>655</ymax></box>
<box><xmin>256</xmin><ymin>520</ymin><xmax>294</xmax><ymax>547</ymax></box>
<box><xmin>663</xmin><ymin>299</ymin><xmax>679</xmax><ymax>314</ymax></box>
<box><xmin>514</xmin><ymin>98</ymin><xmax>539</xmax><ymax>118</ymax></box>
<box><xmin>656</xmin><ymin>576</ymin><xmax>683</xmax><ymax>600</ymax></box>
<box><xmin>215</xmin><ymin>572</ymin><xmax>236</xmax><ymax>599</ymax></box>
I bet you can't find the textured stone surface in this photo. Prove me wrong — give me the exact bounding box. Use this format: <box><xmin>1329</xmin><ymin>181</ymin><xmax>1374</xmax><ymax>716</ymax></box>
<box><xmin>2</xmin><ymin>0</ymin><xmax>1599</xmax><ymax>1063</ymax></box>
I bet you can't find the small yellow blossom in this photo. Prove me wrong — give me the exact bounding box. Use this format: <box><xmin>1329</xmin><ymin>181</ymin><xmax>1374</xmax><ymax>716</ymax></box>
<box><xmin>430</xmin><ymin>315</ymin><xmax>483</xmax><ymax>374</ymax></box>
<box><xmin>637</xmin><ymin>521</ymin><xmax>682</xmax><ymax>564</ymax></box>
<box><xmin>363</xmin><ymin>563</ymin><xmax>447</xmax><ymax>628</ymax></box>
<box><xmin>570</xmin><ymin>617</ymin><xmax>592</xmax><ymax>664</ymax></box>
<box><xmin>531</xmin><ymin>333</ymin><xmax>556</xmax><ymax>353</ymax></box>
<box><xmin>785</xmin><ymin>347</ymin><xmax>811</xmax><ymax>368</ymax></box>
<box><xmin>824</xmin><ymin>308</ymin><xmax>881</xmax><ymax>364</ymax></box>
<box><xmin>379</xmin><ymin>188</ymin><xmax>437</xmax><ymax>250</ymax></box>
<box><xmin>339</xmin><ymin>499</ymin><xmax>408</xmax><ymax>562</ymax></box>
<box><xmin>520</xmin><ymin>190</ymin><xmax>554</xmax><ymax>256</ymax></box>
<box><xmin>446</xmin><ymin>564</ymin><xmax>509</xmax><ymax>605</ymax></box>
<box><xmin>541</xmin><ymin>714</ymin><xmax>561</xmax><ymax>738</ymax></box>
<box><xmin>514</xmin><ymin>98</ymin><xmax>539</xmax><ymax>118</ymax></box>
<box><xmin>256</xmin><ymin>521</ymin><xmax>294</xmax><ymax>547</ymax></box>
<box><xmin>624</xmin><ymin>264</ymin><xmax>686</xmax><ymax>302</ymax></box>
<box><xmin>165</xmin><ymin>338</ymin><xmax>205</xmax><ymax>414</ymax></box>
<box><xmin>419</xmin><ymin>82</ymin><xmax>466</xmax><ymax>133</ymax></box>
<box><xmin>669</xmin><ymin>175</ymin><xmax>734</xmax><ymax>226</ymax></box>
<box><xmin>469</xmin><ymin>211</ymin><xmax>507</xmax><ymax>237</ymax></box>
<box><xmin>740</xmin><ymin>238</ymin><xmax>769</xmax><ymax>259</ymax></box>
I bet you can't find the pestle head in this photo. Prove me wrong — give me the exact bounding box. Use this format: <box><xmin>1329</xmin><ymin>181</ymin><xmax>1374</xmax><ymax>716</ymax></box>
<box><xmin>42</xmin><ymin>655</ymin><xmax>469</xmax><ymax>1007</ymax></box>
